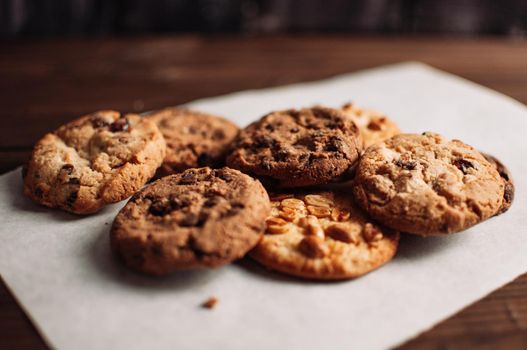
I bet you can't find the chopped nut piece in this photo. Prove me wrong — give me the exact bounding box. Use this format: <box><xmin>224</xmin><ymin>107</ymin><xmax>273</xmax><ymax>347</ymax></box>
<box><xmin>304</xmin><ymin>194</ymin><xmax>333</xmax><ymax>208</ymax></box>
<box><xmin>362</xmin><ymin>223</ymin><xmax>383</xmax><ymax>242</ymax></box>
<box><xmin>331</xmin><ymin>207</ymin><xmax>351</xmax><ymax>221</ymax></box>
<box><xmin>307</xmin><ymin>205</ymin><xmax>331</xmax><ymax>218</ymax></box>
<box><xmin>281</xmin><ymin>198</ymin><xmax>305</xmax><ymax>210</ymax></box>
<box><xmin>202</xmin><ymin>296</ymin><xmax>218</xmax><ymax>309</ymax></box>
<box><xmin>298</xmin><ymin>236</ymin><xmax>329</xmax><ymax>258</ymax></box>
<box><xmin>279</xmin><ymin>207</ymin><xmax>302</xmax><ymax>222</ymax></box>
<box><xmin>266</xmin><ymin>217</ymin><xmax>288</xmax><ymax>225</ymax></box>
<box><xmin>298</xmin><ymin>215</ymin><xmax>324</xmax><ymax>239</ymax></box>
<box><xmin>267</xmin><ymin>225</ymin><xmax>290</xmax><ymax>234</ymax></box>
<box><xmin>326</xmin><ymin>224</ymin><xmax>357</xmax><ymax>243</ymax></box>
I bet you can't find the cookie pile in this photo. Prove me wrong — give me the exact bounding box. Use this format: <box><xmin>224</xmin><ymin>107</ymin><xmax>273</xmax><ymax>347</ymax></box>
<box><xmin>23</xmin><ymin>103</ymin><xmax>514</xmax><ymax>280</ymax></box>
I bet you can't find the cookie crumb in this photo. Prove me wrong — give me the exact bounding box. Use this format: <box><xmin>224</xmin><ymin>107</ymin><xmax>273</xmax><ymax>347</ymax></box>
<box><xmin>202</xmin><ymin>296</ymin><xmax>218</xmax><ymax>309</ymax></box>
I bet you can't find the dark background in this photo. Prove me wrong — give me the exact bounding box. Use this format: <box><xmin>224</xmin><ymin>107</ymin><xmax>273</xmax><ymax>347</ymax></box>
<box><xmin>1</xmin><ymin>0</ymin><xmax>527</xmax><ymax>38</ymax></box>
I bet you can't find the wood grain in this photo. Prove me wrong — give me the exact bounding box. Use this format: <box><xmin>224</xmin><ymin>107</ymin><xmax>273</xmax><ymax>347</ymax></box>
<box><xmin>1</xmin><ymin>35</ymin><xmax>526</xmax><ymax>349</ymax></box>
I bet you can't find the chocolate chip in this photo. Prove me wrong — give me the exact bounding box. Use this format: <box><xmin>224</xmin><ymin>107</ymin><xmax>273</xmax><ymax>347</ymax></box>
<box><xmin>180</xmin><ymin>212</ymin><xmax>200</xmax><ymax>227</ymax></box>
<box><xmin>204</xmin><ymin>196</ymin><xmax>221</xmax><ymax>208</ymax></box>
<box><xmin>66</xmin><ymin>191</ymin><xmax>78</xmax><ymax>207</ymax></box>
<box><xmin>68</xmin><ymin>178</ymin><xmax>80</xmax><ymax>185</ymax></box>
<box><xmin>169</xmin><ymin>196</ymin><xmax>190</xmax><ymax>210</ymax></box>
<box><xmin>504</xmin><ymin>183</ymin><xmax>514</xmax><ymax>203</ymax></box>
<box><xmin>274</xmin><ymin>149</ymin><xmax>289</xmax><ymax>162</ymax></box>
<box><xmin>34</xmin><ymin>187</ymin><xmax>44</xmax><ymax>198</ymax></box>
<box><xmin>91</xmin><ymin>117</ymin><xmax>109</xmax><ymax>128</ymax></box>
<box><xmin>453</xmin><ymin>158</ymin><xmax>474</xmax><ymax>174</ymax></box>
<box><xmin>149</xmin><ymin>199</ymin><xmax>171</xmax><ymax>216</ymax></box>
<box><xmin>262</xmin><ymin>159</ymin><xmax>272</xmax><ymax>170</ymax></box>
<box><xmin>197</xmin><ymin>153</ymin><xmax>210</xmax><ymax>167</ymax></box>
<box><xmin>325</xmin><ymin>136</ymin><xmax>344</xmax><ymax>152</ymax></box>
<box><xmin>288</xmin><ymin>110</ymin><xmax>300</xmax><ymax>118</ymax></box>
<box><xmin>226</xmin><ymin>203</ymin><xmax>245</xmax><ymax>216</ymax></box>
<box><xmin>265</xmin><ymin>124</ymin><xmax>275</xmax><ymax>131</ymax></box>
<box><xmin>61</xmin><ymin>164</ymin><xmax>74</xmax><ymax>175</ymax></box>
<box><xmin>290</xmin><ymin>127</ymin><xmax>299</xmax><ymax>133</ymax></box>
<box><xmin>212</xmin><ymin>129</ymin><xmax>225</xmax><ymax>140</ymax></box>
<box><xmin>109</xmin><ymin>118</ymin><xmax>130</xmax><ymax>132</ymax></box>
<box><xmin>255</xmin><ymin>135</ymin><xmax>276</xmax><ymax>148</ymax></box>
<box><xmin>367</xmin><ymin>121</ymin><xmax>382</xmax><ymax>131</ymax></box>
<box><xmin>217</xmin><ymin>171</ymin><xmax>233</xmax><ymax>182</ymax></box>
<box><xmin>180</xmin><ymin>172</ymin><xmax>197</xmax><ymax>184</ymax></box>
<box><xmin>395</xmin><ymin>159</ymin><xmax>417</xmax><ymax>170</ymax></box>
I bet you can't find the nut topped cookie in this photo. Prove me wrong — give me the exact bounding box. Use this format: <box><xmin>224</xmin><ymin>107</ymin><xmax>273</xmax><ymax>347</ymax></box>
<box><xmin>250</xmin><ymin>191</ymin><xmax>399</xmax><ymax>280</ymax></box>
<box><xmin>352</xmin><ymin>133</ymin><xmax>505</xmax><ymax>235</ymax></box>
<box><xmin>110</xmin><ymin>167</ymin><xmax>271</xmax><ymax>275</ymax></box>
<box><xmin>23</xmin><ymin>110</ymin><xmax>166</xmax><ymax>214</ymax></box>
<box><xmin>340</xmin><ymin>102</ymin><xmax>400</xmax><ymax>147</ymax></box>
<box><xmin>482</xmin><ymin>153</ymin><xmax>514</xmax><ymax>215</ymax></box>
<box><xmin>147</xmin><ymin>107</ymin><xmax>239</xmax><ymax>176</ymax></box>
<box><xmin>226</xmin><ymin>107</ymin><xmax>363</xmax><ymax>188</ymax></box>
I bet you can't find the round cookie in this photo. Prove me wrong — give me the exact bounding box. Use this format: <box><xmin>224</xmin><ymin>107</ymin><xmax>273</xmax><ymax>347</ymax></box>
<box><xmin>110</xmin><ymin>167</ymin><xmax>271</xmax><ymax>275</ymax></box>
<box><xmin>482</xmin><ymin>152</ymin><xmax>514</xmax><ymax>215</ymax></box>
<box><xmin>340</xmin><ymin>102</ymin><xmax>400</xmax><ymax>147</ymax></box>
<box><xmin>250</xmin><ymin>191</ymin><xmax>399</xmax><ymax>280</ymax></box>
<box><xmin>23</xmin><ymin>110</ymin><xmax>166</xmax><ymax>214</ymax></box>
<box><xmin>352</xmin><ymin>132</ymin><xmax>505</xmax><ymax>235</ymax></box>
<box><xmin>226</xmin><ymin>107</ymin><xmax>363</xmax><ymax>188</ymax></box>
<box><xmin>147</xmin><ymin>107</ymin><xmax>239</xmax><ymax>176</ymax></box>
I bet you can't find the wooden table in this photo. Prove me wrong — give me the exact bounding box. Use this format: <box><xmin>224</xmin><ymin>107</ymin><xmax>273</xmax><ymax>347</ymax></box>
<box><xmin>1</xmin><ymin>35</ymin><xmax>526</xmax><ymax>349</ymax></box>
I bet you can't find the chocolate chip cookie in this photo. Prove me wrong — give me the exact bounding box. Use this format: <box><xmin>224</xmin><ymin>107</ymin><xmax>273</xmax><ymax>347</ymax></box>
<box><xmin>250</xmin><ymin>191</ymin><xmax>399</xmax><ymax>280</ymax></box>
<box><xmin>340</xmin><ymin>102</ymin><xmax>400</xmax><ymax>147</ymax></box>
<box><xmin>147</xmin><ymin>107</ymin><xmax>239</xmax><ymax>176</ymax></box>
<box><xmin>352</xmin><ymin>133</ymin><xmax>505</xmax><ymax>235</ymax></box>
<box><xmin>226</xmin><ymin>107</ymin><xmax>363</xmax><ymax>188</ymax></box>
<box><xmin>110</xmin><ymin>167</ymin><xmax>271</xmax><ymax>275</ymax></box>
<box><xmin>23</xmin><ymin>111</ymin><xmax>166</xmax><ymax>214</ymax></box>
<box><xmin>482</xmin><ymin>152</ymin><xmax>514</xmax><ymax>215</ymax></box>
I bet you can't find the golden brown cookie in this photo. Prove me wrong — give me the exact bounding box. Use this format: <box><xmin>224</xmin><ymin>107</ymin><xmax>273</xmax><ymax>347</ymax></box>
<box><xmin>23</xmin><ymin>111</ymin><xmax>166</xmax><ymax>214</ymax></box>
<box><xmin>147</xmin><ymin>107</ymin><xmax>239</xmax><ymax>176</ymax></box>
<box><xmin>250</xmin><ymin>191</ymin><xmax>399</xmax><ymax>280</ymax></box>
<box><xmin>110</xmin><ymin>167</ymin><xmax>271</xmax><ymax>275</ymax></box>
<box><xmin>340</xmin><ymin>102</ymin><xmax>400</xmax><ymax>147</ymax></box>
<box><xmin>226</xmin><ymin>107</ymin><xmax>363</xmax><ymax>188</ymax></box>
<box><xmin>352</xmin><ymin>133</ymin><xmax>505</xmax><ymax>235</ymax></box>
<box><xmin>482</xmin><ymin>152</ymin><xmax>514</xmax><ymax>215</ymax></box>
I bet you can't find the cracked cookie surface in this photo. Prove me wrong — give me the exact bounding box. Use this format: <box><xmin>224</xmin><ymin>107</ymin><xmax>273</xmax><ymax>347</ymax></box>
<box><xmin>23</xmin><ymin>110</ymin><xmax>166</xmax><ymax>214</ymax></box>
<box><xmin>147</xmin><ymin>107</ymin><xmax>239</xmax><ymax>176</ymax></box>
<box><xmin>226</xmin><ymin>107</ymin><xmax>363</xmax><ymax>188</ymax></box>
<box><xmin>352</xmin><ymin>133</ymin><xmax>504</xmax><ymax>235</ymax></box>
<box><xmin>250</xmin><ymin>191</ymin><xmax>399</xmax><ymax>280</ymax></box>
<box><xmin>110</xmin><ymin>167</ymin><xmax>271</xmax><ymax>275</ymax></box>
<box><xmin>340</xmin><ymin>102</ymin><xmax>400</xmax><ymax>147</ymax></box>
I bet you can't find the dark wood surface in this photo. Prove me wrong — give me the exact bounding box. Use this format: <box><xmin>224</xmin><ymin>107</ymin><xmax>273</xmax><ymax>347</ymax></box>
<box><xmin>1</xmin><ymin>35</ymin><xmax>526</xmax><ymax>350</ymax></box>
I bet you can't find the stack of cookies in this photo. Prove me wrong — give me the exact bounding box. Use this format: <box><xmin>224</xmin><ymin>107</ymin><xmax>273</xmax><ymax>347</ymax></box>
<box><xmin>23</xmin><ymin>103</ymin><xmax>514</xmax><ymax>280</ymax></box>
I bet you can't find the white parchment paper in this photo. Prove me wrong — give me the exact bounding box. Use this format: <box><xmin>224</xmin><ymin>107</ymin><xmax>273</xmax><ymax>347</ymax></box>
<box><xmin>1</xmin><ymin>62</ymin><xmax>526</xmax><ymax>350</ymax></box>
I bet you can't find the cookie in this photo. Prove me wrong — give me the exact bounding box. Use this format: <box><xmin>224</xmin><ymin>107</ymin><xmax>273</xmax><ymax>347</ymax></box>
<box><xmin>226</xmin><ymin>107</ymin><xmax>363</xmax><ymax>188</ymax></box>
<box><xmin>147</xmin><ymin>107</ymin><xmax>239</xmax><ymax>176</ymax></box>
<box><xmin>340</xmin><ymin>102</ymin><xmax>400</xmax><ymax>147</ymax></box>
<box><xmin>250</xmin><ymin>191</ymin><xmax>399</xmax><ymax>280</ymax></box>
<box><xmin>23</xmin><ymin>111</ymin><xmax>166</xmax><ymax>214</ymax></box>
<box><xmin>352</xmin><ymin>132</ymin><xmax>505</xmax><ymax>235</ymax></box>
<box><xmin>110</xmin><ymin>167</ymin><xmax>271</xmax><ymax>275</ymax></box>
<box><xmin>482</xmin><ymin>152</ymin><xmax>514</xmax><ymax>215</ymax></box>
